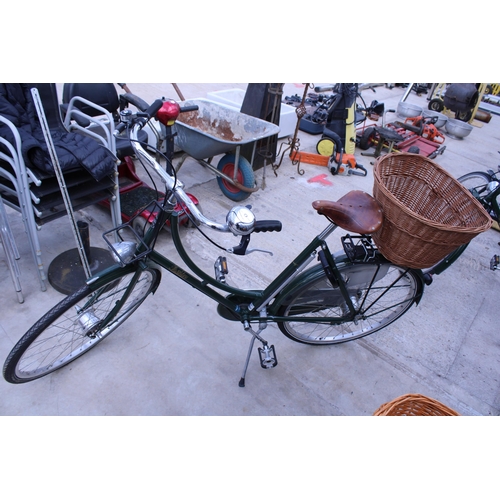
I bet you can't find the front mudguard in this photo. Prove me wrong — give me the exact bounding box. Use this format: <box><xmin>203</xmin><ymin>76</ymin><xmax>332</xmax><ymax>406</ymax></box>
<box><xmin>86</xmin><ymin>260</ymin><xmax>162</xmax><ymax>295</ymax></box>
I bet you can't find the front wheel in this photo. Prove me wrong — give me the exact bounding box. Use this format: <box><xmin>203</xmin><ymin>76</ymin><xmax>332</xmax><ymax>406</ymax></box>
<box><xmin>216</xmin><ymin>153</ymin><xmax>255</xmax><ymax>201</ymax></box>
<box><xmin>276</xmin><ymin>261</ymin><xmax>422</xmax><ymax>344</ymax></box>
<box><xmin>3</xmin><ymin>267</ymin><xmax>161</xmax><ymax>383</ymax></box>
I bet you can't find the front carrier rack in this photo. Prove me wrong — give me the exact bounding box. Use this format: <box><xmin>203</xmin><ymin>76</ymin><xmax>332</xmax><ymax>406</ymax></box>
<box><xmin>102</xmin><ymin>202</ymin><xmax>164</xmax><ymax>266</ymax></box>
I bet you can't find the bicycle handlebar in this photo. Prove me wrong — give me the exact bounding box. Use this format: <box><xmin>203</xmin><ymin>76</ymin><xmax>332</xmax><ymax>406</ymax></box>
<box><xmin>115</xmin><ymin>98</ymin><xmax>164</xmax><ymax>135</ymax></box>
<box><xmin>123</xmin><ymin>107</ymin><xmax>283</xmax><ymax>240</ymax></box>
<box><xmin>129</xmin><ymin>121</ymin><xmax>229</xmax><ymax>232</ymax></box>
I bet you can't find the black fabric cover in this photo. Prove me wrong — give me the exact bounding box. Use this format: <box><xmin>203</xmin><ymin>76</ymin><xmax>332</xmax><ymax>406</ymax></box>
<box><xmin>0</xmin><ymin>83</ymin><xmax>116</xmax><ymax>181</ymax></box>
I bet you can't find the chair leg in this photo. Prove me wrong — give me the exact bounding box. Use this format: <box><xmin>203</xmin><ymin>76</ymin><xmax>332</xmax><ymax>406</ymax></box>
<box><xmin>0</xmin><ymin>165</ymin><xmax>47</xmax><ymax>291</ymax></box>
<box><xmin>0</xmin><ymin>196</ymin><xmax>25</xmax><ymax>302</ymax></box>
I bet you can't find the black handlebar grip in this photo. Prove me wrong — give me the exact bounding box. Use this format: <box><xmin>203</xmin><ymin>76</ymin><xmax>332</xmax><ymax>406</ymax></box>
<box><xmin>180</xmin><ymin>105</ymin><xmax>199</xmax><ymax>113</ymax></box>
<box><xmin>121</xmin><ymin>93</ymin><xmax>150</xmax><ymax>112</ymax></box>
<box><xmin>314</xmin><ymin>85</ymin><xmax>334</xmax><ymax>93</ymax></box>
<box><xmin>145</xmin><ymin>99</ymin><xmax>164</xmax><ymax>120</ymax></box>
<box><xmin>115</xmin><ymin>121</ymin><xmax>127</xmax><ymax>134</ymax></box>
<box><xmin>253</xmin><ymin>220</ymin><xmax>282</xmax><ymax>233</ymax></box>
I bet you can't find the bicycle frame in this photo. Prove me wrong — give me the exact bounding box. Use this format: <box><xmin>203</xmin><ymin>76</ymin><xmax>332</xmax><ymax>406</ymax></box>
<box><xmin>90</xmin><ymin>117</ymin><xmax>431</xmax><ymax>331</ymax></box>
<box><xmin>95</xmin><ymin>190</ymin><xmax>428</xmax><ymax>335</ymax></box>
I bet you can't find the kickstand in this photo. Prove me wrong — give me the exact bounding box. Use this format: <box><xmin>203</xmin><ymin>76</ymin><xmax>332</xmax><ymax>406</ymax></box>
<box><xmin>239</xmin><ymin>336</ymin><xmax>256</xmax><ymax>388</ymax></box>
<box><xmin>238</xmin><ymin>325</ymin><xmax>278</xmax><ymax>387</ymax></box>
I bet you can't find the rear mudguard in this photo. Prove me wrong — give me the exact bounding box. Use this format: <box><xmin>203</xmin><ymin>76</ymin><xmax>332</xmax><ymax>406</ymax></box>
<box><xmin>269</xmin><ymin>251</ymin><xmax>425</xmax><ymax>314</ymax></box>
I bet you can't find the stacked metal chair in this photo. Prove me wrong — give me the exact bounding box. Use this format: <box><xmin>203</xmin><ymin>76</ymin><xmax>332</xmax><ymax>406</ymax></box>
<box><xmin>0</xmin><ymin>83</ymin><xmax>121</xmax><ymax>292</ymax></box>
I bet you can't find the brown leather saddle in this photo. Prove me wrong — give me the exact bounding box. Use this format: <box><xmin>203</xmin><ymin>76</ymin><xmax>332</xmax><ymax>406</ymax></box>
<box><xmin>312</xmin><ymin>190</ymin><xmax>383</xmax><ymax>234</ymax></box>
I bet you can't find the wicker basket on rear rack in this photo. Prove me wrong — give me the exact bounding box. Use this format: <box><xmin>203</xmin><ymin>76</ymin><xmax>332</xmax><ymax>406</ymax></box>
<box><xmin>372</xmin><ymin>153</ymin><xmax>492</xmax><ymax>269</ymax></box>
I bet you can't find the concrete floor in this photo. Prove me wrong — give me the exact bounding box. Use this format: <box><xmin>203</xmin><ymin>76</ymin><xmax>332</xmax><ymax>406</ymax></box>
<box><xmin>1</xmin><ymin>83</ymin><xmax>499</xmax><ymax>416</ymax></box>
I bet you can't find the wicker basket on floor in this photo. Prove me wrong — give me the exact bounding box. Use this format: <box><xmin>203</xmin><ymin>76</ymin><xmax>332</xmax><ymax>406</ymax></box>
<box><xmin>372</xmin><ymin>153</ymin><xmax>492</xmax><ymax>269</ymax></box>
<box><xmin>373</xmin><ymin>393</ymin><xmax>460</xmax><ymax>416</ymax></box>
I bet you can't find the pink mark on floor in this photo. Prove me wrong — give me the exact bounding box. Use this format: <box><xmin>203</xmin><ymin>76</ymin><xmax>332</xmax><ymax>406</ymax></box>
<box><xmin>307</xmin><ymin>174</ymin><xmax>333</xmax><ymax>186</ymax></box>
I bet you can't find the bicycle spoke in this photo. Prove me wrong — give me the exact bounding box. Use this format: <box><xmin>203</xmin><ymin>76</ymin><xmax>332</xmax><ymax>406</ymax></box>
<box><xmin>4</xmin><ymin>269</ymin><xmax>160</xmax><ymax>383</ymax></box>
<box><xmin>278</xmin><ymin>262</ymin><xmax>421</xmax><ymax>344</ymax></box>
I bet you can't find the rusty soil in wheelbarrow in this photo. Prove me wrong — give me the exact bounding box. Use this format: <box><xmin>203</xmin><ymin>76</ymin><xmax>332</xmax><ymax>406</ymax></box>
<box><xmin>178</xmin><ymin>111</ymin><xmax>243</xmax><ymax>142</ymax></box>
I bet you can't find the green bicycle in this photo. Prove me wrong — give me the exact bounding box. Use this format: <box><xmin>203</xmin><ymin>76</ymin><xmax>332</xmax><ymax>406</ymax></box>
<box><xmin>1</xmin><ymin>101</ymin><xmax>480</xmax><ymax>387</ymax></box>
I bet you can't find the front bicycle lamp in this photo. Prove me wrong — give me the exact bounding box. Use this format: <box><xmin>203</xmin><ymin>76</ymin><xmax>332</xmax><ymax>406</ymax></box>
<box><xmin>110</xmin><ymin>241</ymin><xmax>137</xmax><ymax>266</ymax></box>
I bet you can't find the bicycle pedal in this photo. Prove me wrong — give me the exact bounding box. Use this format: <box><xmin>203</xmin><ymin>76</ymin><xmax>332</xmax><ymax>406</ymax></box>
<box><xmin>214</xmin><ymin>256</ymin><xmax>228</xmax><ymax>283</ymax></box>
<box><xmin>258</xmin><ymin>344</ymin><xmax>278</xmax><ymax>369</ymax></box>
<box><xmin>490</xmin><ymin>254</ymin><xmax>499</xmax><ymax>271</ymax></box>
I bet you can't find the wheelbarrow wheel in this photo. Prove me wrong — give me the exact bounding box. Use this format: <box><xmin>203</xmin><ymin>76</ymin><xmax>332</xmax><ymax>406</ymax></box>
<box><xmin>216</xmin><ymin>153</ymin><xmax>255</xmax><ymax>201</ymax></box>
<box><xmin>359</xmin><ymin>127</ymin><xmax>377</xmax><ymax>150</ymax></box>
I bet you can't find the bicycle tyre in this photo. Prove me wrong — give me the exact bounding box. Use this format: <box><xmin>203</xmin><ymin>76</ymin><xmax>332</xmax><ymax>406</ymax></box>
<box><xmin>457</xmin><ymin>171</ymin><xmax>498</xmax><ymax>221</ymax></box>
<box><xmin>216</xmin><ymin>153</ymin><xmax>255</xmax><ymax>202</ymax></box>
<box><xmin>3</xmin><ymin>267</ymin><xmax>161</xmax><ymax>383</ymax></box>
<box><xmin>276</xmin><ymin>261</ymin><xmax>421</xmax><ymax>345</ymax></box>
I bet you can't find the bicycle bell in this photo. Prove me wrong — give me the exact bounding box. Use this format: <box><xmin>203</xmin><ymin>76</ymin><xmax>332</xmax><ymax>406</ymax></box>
<box><xmin>119</xmin><ymin>109</ymin><xmax>133</xmax><ymax>125</ymax></box>
<box><xmin>226</xmin><ymin>206</ymin><xmax>256</xmax><ymax>235</ymax></box>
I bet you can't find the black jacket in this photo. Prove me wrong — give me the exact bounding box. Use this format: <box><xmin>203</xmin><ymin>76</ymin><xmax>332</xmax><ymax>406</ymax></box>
<box><xmin>0</xmin><ymin>83</ymin><xmax>116</xmax><ymax>181</ymax></box>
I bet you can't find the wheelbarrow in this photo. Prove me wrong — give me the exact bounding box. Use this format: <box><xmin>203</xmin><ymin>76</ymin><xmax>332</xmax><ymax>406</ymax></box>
<box><xmin>173</xmin><ymin>98</ymin><xmax>280</xmax><ymax>201</ymax></box>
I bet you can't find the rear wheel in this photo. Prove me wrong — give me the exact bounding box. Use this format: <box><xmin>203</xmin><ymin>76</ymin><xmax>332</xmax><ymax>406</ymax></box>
<box><xmin>3</xmin><ymin>268</ymin><xmax>161</xmax><ymax>383</ymax></box>
<box><xmin>277</xmin><ymin>261</ymin><xmax>421</xmax><ymax>344</ymax></box>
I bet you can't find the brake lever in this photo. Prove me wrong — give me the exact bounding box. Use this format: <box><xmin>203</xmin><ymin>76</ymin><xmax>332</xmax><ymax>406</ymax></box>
<box><xmin>246</xmin><ymin>248</ymin><xmax>274</xmax><ymax>256</ymax></box>
<box><xmin>227</xmin><ymin>235</ymin><xmax>273</xmax><ymax>256</ymax></box>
